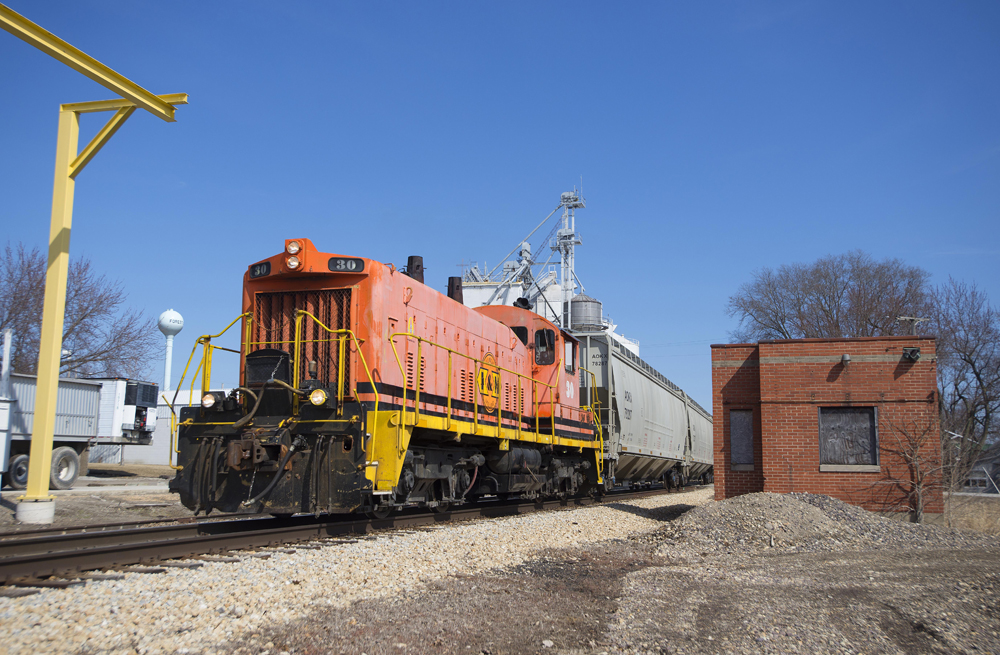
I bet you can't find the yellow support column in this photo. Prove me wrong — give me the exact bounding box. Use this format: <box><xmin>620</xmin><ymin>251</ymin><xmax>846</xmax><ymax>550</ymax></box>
<box><xmin>15</xmin><ymin>109</ymin><xmax>79</xmax><ymax>523</ymax></box>
<box><xmin>3</xmin><ymin>4</ymin><xmax>189</xmax><ymax>523</ymax></box>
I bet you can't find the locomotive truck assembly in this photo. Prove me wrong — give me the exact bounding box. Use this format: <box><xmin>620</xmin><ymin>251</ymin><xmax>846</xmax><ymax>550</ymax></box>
<box><xmin>170</xmin><ymin>237</ymin><xmax>711</xmax><ymax>517</ymax></box>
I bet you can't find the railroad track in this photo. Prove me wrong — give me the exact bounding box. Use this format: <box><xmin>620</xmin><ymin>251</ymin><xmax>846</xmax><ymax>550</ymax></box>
<box><xmin>0</xmin><ymin>486</ymin><xmax>702</xmax><ymax>586</ymax></box>
<box><xmin>0</xmin><ymin>512</ymin><xmax>250</xmax><ymax>541</ymax></box>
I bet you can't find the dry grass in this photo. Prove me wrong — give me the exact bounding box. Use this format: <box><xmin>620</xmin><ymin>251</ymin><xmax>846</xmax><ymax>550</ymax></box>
<box><xmin>946</xmin><ymin>494</ymin><xmax>1000</xmax><ymax>535</ymax></box>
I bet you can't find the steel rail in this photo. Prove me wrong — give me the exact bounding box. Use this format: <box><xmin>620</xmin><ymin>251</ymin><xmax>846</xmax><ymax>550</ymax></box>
<box><xmin>0</xmin><ymin>513</ymin><xmax>249</xmax><ymax>542</ymax></box>
<box><xmin>0</xmin><ymin>487</ymin><xmax>700</xmax><ymax>584</ymax></box>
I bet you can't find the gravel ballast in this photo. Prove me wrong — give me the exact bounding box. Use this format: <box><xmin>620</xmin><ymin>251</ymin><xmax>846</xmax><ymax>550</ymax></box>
<box><xmin>1</xmin><ymin>487</ymin><xmax>997</xmax><ymax>655</ymax></box>
<box><xmin>0</xmin><ymin>489</ymin><xmax>712</xmax><ymax>654</ymax></box>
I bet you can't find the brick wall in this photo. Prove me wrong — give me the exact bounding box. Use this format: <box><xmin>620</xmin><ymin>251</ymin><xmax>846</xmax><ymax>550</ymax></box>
<box><xmin>711</xmin><ymin>344</ymin><xmax>764</xmax><ymax>501</ymax></box>
<box><xmin>711</xmin><ymin>336</ymin><xmax>943</xmax><ymax>515</ymax></box>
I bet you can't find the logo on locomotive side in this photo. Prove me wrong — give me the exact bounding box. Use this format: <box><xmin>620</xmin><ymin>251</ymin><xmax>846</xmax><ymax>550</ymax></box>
<box><xmin>477</xmin><ymin>351</ymin><xmax>501</xmax><ymax>413</ymax></box>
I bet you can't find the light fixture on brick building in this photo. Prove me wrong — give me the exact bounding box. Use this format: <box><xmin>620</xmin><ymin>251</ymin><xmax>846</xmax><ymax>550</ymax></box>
<box><xmin>902</xmin><ymin>347</ymin><xmax>921</xmax><ymax>362</ymax></box>
<box><xmin>842</xmin><ymin>353</ymin><xmax>851</xmax><ymax>366</ymax></box>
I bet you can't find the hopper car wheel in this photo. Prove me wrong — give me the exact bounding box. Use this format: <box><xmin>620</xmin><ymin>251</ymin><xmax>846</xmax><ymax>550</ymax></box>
<box><xmin>50</xmin><ymin>447</ymin><xmax>80</xmax><ymax>490</ymax></box>
<box><xmin>4</xmin><ymin>454</ymin><xmax>29</xmax><ymax>490</ymax></box>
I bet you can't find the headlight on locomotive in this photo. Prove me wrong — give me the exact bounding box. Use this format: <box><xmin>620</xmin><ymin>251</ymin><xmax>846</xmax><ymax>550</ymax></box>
<box><xmin>201</xmin><ymin>391</ymin><xmax>226</xmax><ymax>410</ymax></box>
<box><xmin>286</xmin><ymin>255</ymin><xmax>300</xmax><ymax>270</ymax></box>
<box><xmin>309</xmin><ymin>388</ymin><xmax>328</xmax><ymax>406</ymax></box>
<box><xmin>286</xmin><ymin>240</ymin><xmax>301</xmax><ymax>255</ymax></box>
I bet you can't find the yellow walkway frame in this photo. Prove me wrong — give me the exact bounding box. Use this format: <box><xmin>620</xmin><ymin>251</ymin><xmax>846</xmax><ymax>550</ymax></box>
<box><xmin>1</xmin><ymin>4</ymin><xmax>187</xmax><ymax>521</ymax></box>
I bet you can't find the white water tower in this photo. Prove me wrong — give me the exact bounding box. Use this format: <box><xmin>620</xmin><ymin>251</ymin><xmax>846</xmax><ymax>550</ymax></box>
<box><xmin>158</xmin><ymin>309</ymin><xmax>184</xmax><ymax>391</ymax></box>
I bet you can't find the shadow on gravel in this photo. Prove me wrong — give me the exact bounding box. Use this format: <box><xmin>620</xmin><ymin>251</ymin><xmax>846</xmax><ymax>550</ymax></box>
<box><xmin>223</xmin><ymin>540</ymin><xmax>667</xmax><ymax>655</ymax></box>
<box><xmin>86</xmin><ymin>468</ymin><xmax>138</xmax><ymax>478</ymax></box>
<box><xmin>602</xmin><ymin>502</ymin><xmax>696</xmax><ymax>523</ymax></box>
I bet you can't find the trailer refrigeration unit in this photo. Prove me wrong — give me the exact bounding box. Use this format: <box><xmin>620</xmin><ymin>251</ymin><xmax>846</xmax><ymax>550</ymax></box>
<box><xmin>0</xmin><ymin>373</ymin><xmax>158</xmax><ymax>490</ymax></box>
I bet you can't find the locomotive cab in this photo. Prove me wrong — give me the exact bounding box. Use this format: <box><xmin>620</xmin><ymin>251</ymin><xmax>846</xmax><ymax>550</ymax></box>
<box><xmin>474</xmin><ymin>305</ymin><xmax>581</xmax><ymax>418</ymax></box>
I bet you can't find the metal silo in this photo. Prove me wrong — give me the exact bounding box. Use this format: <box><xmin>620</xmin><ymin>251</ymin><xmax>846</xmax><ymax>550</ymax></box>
<box><xmin>570</xmin><ymin>294</ymin><xmax>603</xmax><ymax>331</ymax></box>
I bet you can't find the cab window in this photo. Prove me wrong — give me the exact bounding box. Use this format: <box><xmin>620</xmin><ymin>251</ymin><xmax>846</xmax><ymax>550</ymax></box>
<box><xmin>534</xmin><ymin>329</ymin><xmax>555</xmax><ymax>365</ymax></box>
<box><xmin>512</xmin><ymin>326</ymin><xmax>528</xmax><ymax>346</ymax></box>
<box><xmin>565</xmin><ymin>341</ymin><xmax>576</xmax><ymax>372</ymax></box>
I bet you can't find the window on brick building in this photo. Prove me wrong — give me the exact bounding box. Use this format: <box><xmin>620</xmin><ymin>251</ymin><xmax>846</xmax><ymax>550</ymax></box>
<box><xmin>730</xmin><ymin>409</ymin><xmax>754</xmax><ymax>470</ymax></box>
<box><xmin>819</xmin><ymin>407</ymin><xmax>878</xmax><ymax>467</ymax></box>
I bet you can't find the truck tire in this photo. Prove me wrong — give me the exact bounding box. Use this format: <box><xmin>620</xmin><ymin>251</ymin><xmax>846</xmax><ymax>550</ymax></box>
<box><xmin>50</xmin><ymin>447</ymin><xmax>80</xmax><ymax>490</ymax></box>
<box><xmin>4</xmin><ymin>454</ymin><xmax>29</xmax><ymax>490</ymax></box>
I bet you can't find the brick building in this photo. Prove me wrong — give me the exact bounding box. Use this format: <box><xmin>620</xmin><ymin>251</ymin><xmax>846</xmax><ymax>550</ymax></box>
<box><xmin>711</xmin><ymin>336</ymin><xmax>942</xmax><ymax>517</ymax></box>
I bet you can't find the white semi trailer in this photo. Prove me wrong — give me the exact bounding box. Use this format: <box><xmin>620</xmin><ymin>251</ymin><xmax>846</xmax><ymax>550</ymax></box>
<box><xmin>0</xmin><ymin>372</ymin><xmax>158</xmax><ymax>490</ymax></box>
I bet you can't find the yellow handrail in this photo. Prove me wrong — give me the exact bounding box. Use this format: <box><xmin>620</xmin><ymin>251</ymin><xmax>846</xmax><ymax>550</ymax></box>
<box><xmin>179</xmin><ymin>312</ymin><xmax>251</xmax><ymax>395</ymax></box>
<box><xmin>578</xmin><ymin>366</ymin><xmax>604</xmax><ymax>480</ymax></box>
<box><xmin>161</xmin><ymin>393</ymin><xmax>183</xmax><ymax>470</ymax></box>
<box><xmin>165</xmin><ymin>312</ymin><xmax>250</xmax><ymax>467</ymax></box>
<box><xmin>386</xmin><ymin>332</ymin><xmax>565</xmax><ymax>442</ymax></box>
<box><xmin>292</xmin><ymin>309</ymin><xmax>379</xmax><ymax>438</ymax></box>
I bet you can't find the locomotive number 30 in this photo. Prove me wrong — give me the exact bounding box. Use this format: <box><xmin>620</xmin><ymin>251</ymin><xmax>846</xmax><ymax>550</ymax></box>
<box><xmin>328</xmin><ymin>257</ymin><xmax>365</xmax><ymax>273</ymax></box>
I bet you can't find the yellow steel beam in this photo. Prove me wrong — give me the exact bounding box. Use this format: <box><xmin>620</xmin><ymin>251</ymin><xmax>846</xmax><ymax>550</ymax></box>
<box><xmin>67</xmin><ymin>95</ymin><xmax>189</xmax><ymax>177</ymax></box>
<box><xmin>22</xmin><ymin>108</ymin><xmax>79</xmax><ymax>505</ymax></box>
<box><xmin>62</xmin><ymin>93</ymin><xmax>189</xmax><ymax>115</ymax></box>
<box><xmin>4</xmin><ymin>3</ymin><xmax>187</xmax><ymax>523</ymax></box>
<box><xmin>0</xmin><ymin>4</ymin><xmax>178</xmax><ymax>122</ymax></box>
<box><xmin>69</xmin><ymin>106</ymin><xmax>135</xmax><ymax>179</ymax></box>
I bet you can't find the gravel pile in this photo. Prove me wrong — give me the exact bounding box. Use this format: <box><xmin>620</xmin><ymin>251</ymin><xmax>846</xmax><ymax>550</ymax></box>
<box><xmin>607</xmin><ymin>493</ymin><xmax>1000</xmax><ymax>655</ymax></box>
<box><xmin>0</xmin><ymin>488</ymin><xmax>714</xmax><ymax>655</ymax></box>
<box><xmin>652</xmin><ymin>491</ymin><xmax>994</xmax><ymax>557</ymax></box>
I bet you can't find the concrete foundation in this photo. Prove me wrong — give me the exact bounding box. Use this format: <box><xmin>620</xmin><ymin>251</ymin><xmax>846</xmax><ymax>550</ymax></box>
<box><xmin>15</xmin><ymin>498</ymin><xmax>55</xmax><ymax>524</ymax></box>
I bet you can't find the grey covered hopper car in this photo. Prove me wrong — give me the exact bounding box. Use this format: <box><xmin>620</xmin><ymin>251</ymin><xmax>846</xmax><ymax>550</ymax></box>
<box><xmin>575</xmin><ymin>329</ymin><xmax>713</xmax><ymax>488</ymax></box>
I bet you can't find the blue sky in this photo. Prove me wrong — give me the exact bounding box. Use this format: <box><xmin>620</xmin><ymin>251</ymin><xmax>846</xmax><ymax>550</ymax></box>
<box><xmin>2</xmin><ymin>1</ymin><xmax>998</xmax><ymax>408</ymax></box>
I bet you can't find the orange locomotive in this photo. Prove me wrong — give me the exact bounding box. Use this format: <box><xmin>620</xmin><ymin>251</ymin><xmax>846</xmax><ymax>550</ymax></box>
<box><xmin>170</xmin><ymin>239</ymin><xmax>603</xmax><ymax>515</ymax></box>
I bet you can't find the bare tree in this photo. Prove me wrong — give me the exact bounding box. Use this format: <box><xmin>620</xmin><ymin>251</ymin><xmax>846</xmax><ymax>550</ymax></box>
<box><xmin>871</xmin><ymin>416</ymin><xmax>943</xmax><ymax>524</ymax></box>
<box><xmin>0</xmin><ymin>243</ymin><xmax>157</xmax><ymax>378</ymax></box>
<box><xmin>931</xmin><ymin>278</ymin><xmax>1000</xmax><ymax>492</ymax></box>
<box><xmin>727</xmin><ymin>250</ymin><xmax>931</xmax><ymax>342</ymax></box>
<box><xmin>0</xmin><ymin>244</ymin><xmax>45</xmax><ymax>374</ymax></box>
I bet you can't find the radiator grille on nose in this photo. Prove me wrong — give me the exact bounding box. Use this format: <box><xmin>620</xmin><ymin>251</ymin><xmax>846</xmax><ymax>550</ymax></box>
<box><xmin>250</xmin><ymin>289</ymin><xmax>352</xmax><ymax>385</ymax></box>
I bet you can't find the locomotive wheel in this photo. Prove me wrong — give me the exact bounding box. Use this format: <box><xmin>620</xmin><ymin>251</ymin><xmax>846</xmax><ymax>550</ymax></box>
<box><xmin>362</xmin><ymin>496</ymin><xmax>392</xmax><ymax>519</ymax></box>
<box><xmin>430</xmin><ymin>500</ymin><xmax>451</xmax><ymax>514</ymax></box>
<box><xmin>365</xmin><ymin>506</ymin><xmax>391</xmax><ymax>520</ymax></box>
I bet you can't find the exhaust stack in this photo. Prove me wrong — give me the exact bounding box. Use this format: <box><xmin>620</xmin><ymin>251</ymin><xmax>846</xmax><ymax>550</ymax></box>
<box><xmin>447</xmin><ymin>276</ymin><xmax>464</xmax><ymax>303</ymax></box>
<box><xmin>405</xmin><ymin>255</ymin><xmax>424</xmax><ymax>284</ymax></box>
